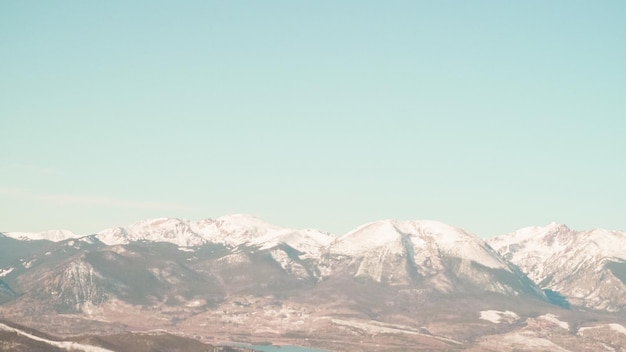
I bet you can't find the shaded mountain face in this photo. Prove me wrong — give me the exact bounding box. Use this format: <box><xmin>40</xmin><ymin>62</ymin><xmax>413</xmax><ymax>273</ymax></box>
<box><xmin>8</xmin><ymin>241</ymin><xmax>229</xmax><ymax>314</ymax></box>
<box><xmin>488</xmin><ymin>223</ymin><xmax>626</xmax><ymax>312</ymax></box>
<box><xmin>0</xmin><ymin>280</ymin><xmax>17</xmax><ymax>304</ymax></box>
<box><xmin>0</xmin><ymin>233</ymin><xmax>55</xmax><ymax>269</ymax></box>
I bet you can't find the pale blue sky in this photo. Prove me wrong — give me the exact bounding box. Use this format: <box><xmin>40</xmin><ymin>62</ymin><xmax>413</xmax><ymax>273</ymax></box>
<box><xmin>1</xmin><ymin>1</ymin><xmax>625</xmax><ymax>237</ymax></box>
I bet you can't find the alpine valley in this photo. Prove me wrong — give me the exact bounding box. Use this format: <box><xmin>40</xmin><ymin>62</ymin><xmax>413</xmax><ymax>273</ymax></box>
<box><xmin>1</xmin><ymin>215</ymin><xmax>625</xmax><ymax>351</ymax></box>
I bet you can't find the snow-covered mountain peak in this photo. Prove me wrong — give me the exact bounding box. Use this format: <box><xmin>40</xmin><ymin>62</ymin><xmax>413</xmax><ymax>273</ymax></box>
<box><xmin>545</xmin><ymin>221</ymin><xmax>568</xmax><ymax>229</ymax></box>
<box><xmin>94</xmin><ymin>215</ymin><xmax>278</xmax><ymax>247</ymax></box>
<box><xmin>215</xmin><ymin>213</ymin><xmax>278</xmax><ymax>232</ymax></box>
<box><xmin>331</xmin><ymin>219</ymin><xmax>508</xmax><ymax>270</ymax></box>
<box><xmin>215</xmin><ymin>213</ymin><xmax>273</xmax><ymax>227</ymax></box>
<box><xmin>247</xmin><ymin>228</ymin><xmax>335</xmax><ymax>257</ymax></box>
<box><xmin>95</xmin><ymin>218</ymin><xmax>204</xmax><ymax>247</ymax></box>
<box><xmin>488</xmin><ymin>222</ymin><xmax>571</xmax><ymax>250</ymax></box>
<box><xmin>338</xmin><ymin>219</ymin><xmax>471</xmax><ymax>245</ymax></box>
<box><xmin>92</xmin><ymin>215</ymin><xmax>335</xmax><ymax>256</ymax></box>
<box><xmin>132</xmin><ymin>217</ymin><xmax>184</xmax><ymax>227</ymax></box>
<box><xmin>3</xmin><ymin>229</ymin><xmax>82</xmax><ymax>242</ymax></box>
<box><xmin>488</xmin><ymin>224</ymin><xmax>626</xmax><ymax>311</ymax></box>
<box><xmin>211</xmin><ymin>214</ymin><xmax>335</xmax><ymax>255</ymax></box>
<box><xmin>206</xmin><ymin>214</ymin><xmax>282</xmax><ymax>247</ymax></box>
<box><xmin>396</xmin><ymin>219</ymin><xmax>481</xmax><ymax>249</ymax></box>
<box><xmin>321</xmin><ymin>219</ymin><xmax>542</xmax><ymax>296</ymax></box>
<box><xmin>336</xmin><ymin>219</ymin><xmax>400</xmax><ymax>252</ymax></box>
<box><xmin>489</xmin><ymin>224</ymin><xmax>625</xmax><ymax>262</ymax></box>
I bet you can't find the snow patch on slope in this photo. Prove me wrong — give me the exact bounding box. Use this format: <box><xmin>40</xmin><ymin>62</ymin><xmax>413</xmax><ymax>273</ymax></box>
<box><xmin>0</xmin><ymin>268</ymin><xmax>14</xmax><ymax>277</ymax></box>
<box><xmin>0</xmin><ymin>322</ymin><xmax>114</xmax><ymax>352</ymax></box>
<box><xmin>479</xmin><ymin>310</ymin><xmax>520</xmax><ymax>324</ymax></box>
<box><xmin>609</xmin><ymin>323</ymin><xmax>626</xmax><ymax>335</ymax></box>
<box><xmin>537</xmin><ymin>314</ymin><xmax>569</xmax><ymax>330</ymax></box>
<box><xmin>579</xmin><ymin>323</ymin><xmax>626</xmax><ymax>336</ymax></box>
<box><xmin>478</xmin><ymin>331</ymin><xmax>571</xmax><ymax>352</ymax></box>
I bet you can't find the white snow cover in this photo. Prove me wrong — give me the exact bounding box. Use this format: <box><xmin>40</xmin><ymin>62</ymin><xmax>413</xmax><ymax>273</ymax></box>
<box><xmin>331</xmin><ymin>219</ymin><xmax>510</xmax><ymax>270</ymax></box>
<box><xmin>609</xmin><ymin>323</ymin><xmax>626</xmax><ymax>335</ymax></box>
<box><xmin>578</xmin><ymin>323</ymin><xmax>626</xmax><ymax>336</ymax></box>
<box><xmin>96</xmin><ymin>217</ymin><xmax>207</xmax><ymax>247</ymax></box>
<box><xmin>488</xmin><ymin>223</ymin><xmax>626</xmax><ymax>311</ymax></box>
<box><xmin>95</xmin><ymin>214</ymin><xmax>335</xmax><ymax>255</ymax></box>
<box><xmin>537</xmin><ymin>314</ymin><xmax>569</xmax><ymax>330</ymax></box>
<box><xmin>479</xmin><ymin>310</ymin><xmax>520</xmax><ymax>324</ymax></box>
<box><xmin>478</xmin><ymin>331</ymin><xmax>571</xmax><ymax>352</ymax></box>
<box><xmin>248</xmin><ymin>228</ymin><xmax>334</xmax><ymax>258</ymax></box>
<box><xmin>2</xmin><ymin>215</ymin><xmax>335</xmax><ymax>257</ymax></box>
<box><xmin>322</xmin><ymin>219</ymin><xmax>540</xmax><ymax>295</ymax></box>
<box><xmin>489</xmin><ymin>223</ymin><xmax>626</xmax><ymax>282</ymax></box>
<box><xmin>0</xmin><ymin>322</ymin><xmax>114</xmax><ymax>352</ymax></box>
<box><xmin>3</xmin><ymin>229</ymin><xmax>81</xmax><ymax>242</ymax></box>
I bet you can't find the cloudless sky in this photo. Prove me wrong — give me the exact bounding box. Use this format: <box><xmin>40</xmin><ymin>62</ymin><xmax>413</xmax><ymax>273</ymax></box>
<box><xmin>1</xmin><ymin>1</ymin><xmax>625</xmax><ymax>237</ymax></box>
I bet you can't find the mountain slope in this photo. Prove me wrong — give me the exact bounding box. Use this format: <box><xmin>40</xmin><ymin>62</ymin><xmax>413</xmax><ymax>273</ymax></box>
<box><xmin>488</xmin><ymin>223</ymin><xmax>626</xmax><ymax>312</ymax></box>
<box><xmin>11</xmin><ymin>241</ymin><xmax>226</xmax><ymax>314</ymax></box>
<box><xmin>321</xmin><ymin>219</ymin><xmax>544</xmax><ymax>298</ymax></box>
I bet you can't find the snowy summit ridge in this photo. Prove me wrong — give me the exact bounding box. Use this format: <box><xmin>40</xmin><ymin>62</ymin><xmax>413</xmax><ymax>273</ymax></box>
<box><xmin>3</xmin><ymin>229</ymin><xmax>82</xmax><ymax>242</ymax></box>
<box><xmin>330</xmin><ymin>219</ymin><xmax>507</xmax><ymax>269</ymax></box>
<box><xmin>320</xmin><ymin>219</ymin><xmax>544</xmax><ymax>297</ymax></box>
<box><xmin>488</xmin><ymin>223</ymin><xmax>626</xmax><ymax>311</ymax></box>
<box><xmin>6</xmin><ymin>216</ymin><xmax>626</xmax><ymax>311</ymax></box>
<box><xmin>93</xmin><ymin>214</ymin><xmax>335</xmax><ymax>256</ymax></box>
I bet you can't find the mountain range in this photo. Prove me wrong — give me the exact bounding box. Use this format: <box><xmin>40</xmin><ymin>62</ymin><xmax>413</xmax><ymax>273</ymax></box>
<box><xmin>488</xmin><ymin>223</ymin><xmax>626</xmax><ymax>312</ymax></box>
<box><xmin>1</xmin><ymin>215</ymin><xmax>625</xmax><ymax>351</ymax></box>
